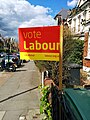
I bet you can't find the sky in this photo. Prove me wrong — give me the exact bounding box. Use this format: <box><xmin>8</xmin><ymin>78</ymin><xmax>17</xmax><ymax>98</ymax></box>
<box><xmin>0</xmin><ymin>0</ymin><xmax>78</xmax><ymax>41</ymax></box>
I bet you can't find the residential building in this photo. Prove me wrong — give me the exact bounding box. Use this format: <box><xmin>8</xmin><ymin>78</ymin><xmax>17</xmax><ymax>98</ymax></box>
<box><xmin>67</xmin><ymin>0</ymin><xmax>90</xmax><ymax>72</ymax></box>
<box><xmin>67</xmin><ymin>0</ymin><xmax>90</xmax><ymax>38</ymax></box>
<box><xmin>55</xmin><ymin>0</ymin><xmax>90</xmax><ymax>72</ymax></box>
<box><xmin>54</xmin><ymin>8</ymin><xmax>69</xmax><ymax>25</ymax></box>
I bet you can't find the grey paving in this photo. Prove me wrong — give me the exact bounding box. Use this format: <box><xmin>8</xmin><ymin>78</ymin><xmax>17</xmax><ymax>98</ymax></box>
<box><xmin>0</xmin><ymin>61</ymin><xmax>42</xmax><ymax>120</ymax></box>
<box><xmin>0</xmin><ymin>111</ymin><xmax>6</xmax><ymax>120</ymax></box>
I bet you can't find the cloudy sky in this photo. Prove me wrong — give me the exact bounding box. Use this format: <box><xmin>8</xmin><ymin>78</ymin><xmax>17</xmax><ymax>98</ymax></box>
<box><xmin>0</xmin><ymin>0</ymin><xmax>78</xmax><ymax>41</ymax></box>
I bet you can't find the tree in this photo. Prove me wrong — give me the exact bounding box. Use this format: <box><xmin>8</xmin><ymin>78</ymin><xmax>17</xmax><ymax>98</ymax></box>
<box><xmin>67</xmin><ymin>39</ymin><xmax>84</xmax><ymax>65</ymax></box>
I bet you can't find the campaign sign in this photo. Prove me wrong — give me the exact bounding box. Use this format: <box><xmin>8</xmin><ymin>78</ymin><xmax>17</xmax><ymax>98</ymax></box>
<box><xmin>18</xmin><ymin>26</ymin><xmax>62</xmax><ymax>61</ymax></box>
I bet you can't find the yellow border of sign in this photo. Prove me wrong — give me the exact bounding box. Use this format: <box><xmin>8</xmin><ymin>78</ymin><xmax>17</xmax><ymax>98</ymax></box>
<box><xmin>59</xmin><ymin>25</ymin><xmax>63</xmax><ymax>90</ymax></box>
<box><xmin>20</xmin><ymin>52</ymin><xmax>59</xmax><ymax>61</ymax></box>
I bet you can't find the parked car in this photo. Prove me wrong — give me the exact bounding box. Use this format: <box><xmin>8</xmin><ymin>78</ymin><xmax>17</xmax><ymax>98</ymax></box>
<box><xmin>0</xmin><ymin>52</ymin><xmax>6</xmax><ymax>57</ymax></box>
<box><xmin>3</xmin><ymin>54</ymin><xmax>20</xmax><ymax>67</ymax></box>
<box><xmin>0</xmin><ymin>58</ymin><xmax>17</xmax><ymax>72</ymax></box>
<box><xmin>15</xmin><ymin>53</ymin><xmax>22</xmax><ymax>66</ymax></box>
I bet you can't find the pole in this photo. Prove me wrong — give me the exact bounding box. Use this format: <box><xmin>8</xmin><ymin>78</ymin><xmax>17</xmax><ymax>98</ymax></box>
<box><xmin>59</xmin><ymin>25</ymin><xmax>63</xmax><ymax>120</ymax></box>
<box><xmin>41</xmin><ymin>71</ymin><xmax>44</xmax><ymax>88</ymax></box>
<box><xmin>10</xmin><ymin>37</ymin><xmax>12</xmax><ymax>53</ymax></box>
<box><xmin>59</xmin><ymin>25</ymin><xmax>63</xmax><ymax>90</ymax></box>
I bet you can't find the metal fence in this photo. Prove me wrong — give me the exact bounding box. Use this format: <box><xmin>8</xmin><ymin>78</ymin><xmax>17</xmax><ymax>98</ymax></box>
<box><xmin>51</xmin><ymin>84</ymin><xmax>76</xmax><ymax>120</ymax></box>
<box><xmin>51</xmin><ymin>84</ymin><xmax>60</xmax><ymax>120</ymax></box>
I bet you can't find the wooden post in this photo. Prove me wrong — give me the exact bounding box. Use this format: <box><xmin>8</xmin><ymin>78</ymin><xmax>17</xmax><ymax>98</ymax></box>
<box><xmin>58</xmin><ymin>25</ymin><xmax>63</xmax><ymax>120</ymax></box>
<box><xmin>59</xmin><ymin>25</ymin><xmax>63</xmax><ymax>90</ymax></box>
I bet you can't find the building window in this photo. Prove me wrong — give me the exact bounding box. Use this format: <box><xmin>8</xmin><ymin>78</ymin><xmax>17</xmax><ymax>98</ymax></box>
<box><xmin>78</xmin><ymin>15</ymin><xmax>81</xmax><ymax>32</ymax></box>
<box><xmin>83</xmin><ymin>11</ymin><xmax>86</xmax><ymax>20</ymax></box>
<box><xmin>73</xmin><ymin>19</ymin><xmax>76</xmax><ymax>32</ymax></box>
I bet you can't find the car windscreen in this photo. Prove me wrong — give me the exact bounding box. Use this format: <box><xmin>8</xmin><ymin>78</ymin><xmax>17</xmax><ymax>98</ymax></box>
<box><xmin>5</xmin><ymin>55</ymin><xmax>16</xmax><ymax>60</ymax></box>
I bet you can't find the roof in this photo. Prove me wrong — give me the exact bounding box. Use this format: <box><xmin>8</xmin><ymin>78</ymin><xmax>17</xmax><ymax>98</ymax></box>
<box><xmin>77</xmin><ymin>0</ymin><xmax>89</xmax><ymax>7</ymax></box>
<box><xmin>54</xmin><ymin>9</ymin><xmax>69</xmax><ymax>20</ymax></box>
<box><xmin>63</xmin><ymin>88</ymin><xmax>90</xmax><ymax>120</ymax></box>
<box><xmin>77</xmin><ymin>0</ymin><xmax>81</xmax><ymax>7</ymax></box>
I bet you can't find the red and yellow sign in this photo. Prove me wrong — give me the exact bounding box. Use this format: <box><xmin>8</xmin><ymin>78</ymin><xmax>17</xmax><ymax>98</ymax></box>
<box><xmin>18</xmin><ymin>26</ymin><xmax>62</xmax><ymax>61</ymax></box>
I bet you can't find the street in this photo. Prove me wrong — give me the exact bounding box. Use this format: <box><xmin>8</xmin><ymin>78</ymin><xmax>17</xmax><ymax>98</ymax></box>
<box><xmin>0</xmin><ymin>61</ymin><xmax>41</xmax><ymax>120</ymax></box>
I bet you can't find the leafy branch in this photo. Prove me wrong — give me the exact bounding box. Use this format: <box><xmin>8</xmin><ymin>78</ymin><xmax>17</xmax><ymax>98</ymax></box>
<box><xmin>39</xmin><ymin>85</ymin><xmax>52</xmax><ymax>120</ymax></box>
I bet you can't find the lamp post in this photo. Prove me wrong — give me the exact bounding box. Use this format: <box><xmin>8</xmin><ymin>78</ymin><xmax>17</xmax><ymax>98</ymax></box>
<box><xmin>7</xmin><ymin>40</ymin><xmax>10</xmax><ymax>64</ymax></box>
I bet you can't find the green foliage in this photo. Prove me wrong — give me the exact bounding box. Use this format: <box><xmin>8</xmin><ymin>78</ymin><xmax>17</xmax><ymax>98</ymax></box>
<box><xmin>39</xmin><ymin>85</ymin><xmax>52</xmax><ymax>120</ymax></box>
<box><xmin>67</xmin><ymin>39</ymin><xmax>84</xmax><ymax>65</ymax></box>
<box><xmin>63</xmin><ymin>26</ymin><xmax>75</xmax><ymax>62</ymax></box>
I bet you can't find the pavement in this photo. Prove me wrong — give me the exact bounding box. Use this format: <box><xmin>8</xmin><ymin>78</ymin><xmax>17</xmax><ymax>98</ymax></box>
<box><xmin>19</xmin><ymin>109</ymin><xmax>44</xmax><ymax>120</ymax></box>
<box><xmin>0</xmin><ymin>62</ymin><xmax>44</xmax><ymax>120</ymax></box>
<box><xmin>0</xmin><ymin>111</ymin><xmax>6</xmax><ymax>120</ymax></box>
<box><xmin>0</xmin><ymin>71</ymin><xmax>14</xmax><ymax>88</ymax></box>
<box><xmin>0</xmin><ymin>72</ymin><xmax>12</xmax><ymax>120</ymax></box>
<box><xmin>18</xmin><ymin>87</ymin><xmax>44</xmax><ymax>120</ymax></box>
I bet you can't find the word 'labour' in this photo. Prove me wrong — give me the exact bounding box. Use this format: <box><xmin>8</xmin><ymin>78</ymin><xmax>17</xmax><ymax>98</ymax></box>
<box><xmin>24</xmin><ymin>40</ymin><xmax>60</xmax><ymax>51</ymax></box>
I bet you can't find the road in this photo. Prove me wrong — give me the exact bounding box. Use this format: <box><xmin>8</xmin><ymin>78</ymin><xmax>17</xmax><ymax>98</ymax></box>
<box><xmin>0</xmin><ymin>61</ymin><xmax>41</xmax><ymax>120</ymax></box>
